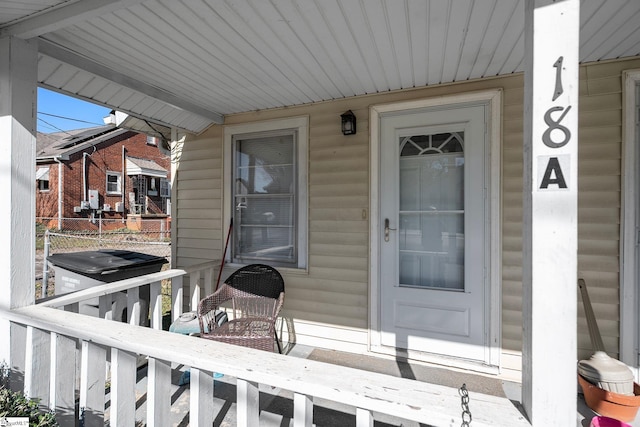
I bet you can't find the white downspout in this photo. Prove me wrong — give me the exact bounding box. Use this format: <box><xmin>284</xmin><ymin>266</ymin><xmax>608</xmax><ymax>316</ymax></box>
<box><xmin>54</xmin><ymin>156</ymin><xmax>64</xmax><ymax>229</ymax></box>
<box><xmin>83</xmin><ymin>152</ymin><xmax>89</xmax><ymax>203</ymax></box>
<box><xmin>122</xmin><ymin>145</ymin><xmax>126</xmax><ymax>223</ymax></box>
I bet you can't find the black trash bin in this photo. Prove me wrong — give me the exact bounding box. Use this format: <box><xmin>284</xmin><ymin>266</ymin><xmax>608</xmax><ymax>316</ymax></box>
<box><xmin>48</xmin><ymin>249</ymin><xmax>168</xmax><ymax>322</ymax></box>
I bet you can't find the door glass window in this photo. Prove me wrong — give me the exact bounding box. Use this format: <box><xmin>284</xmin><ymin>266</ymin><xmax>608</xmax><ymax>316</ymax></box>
<box><xmin>398</xmin><ymin>132</ymin><xmax>464</xmax><ymax>290</ymax></box>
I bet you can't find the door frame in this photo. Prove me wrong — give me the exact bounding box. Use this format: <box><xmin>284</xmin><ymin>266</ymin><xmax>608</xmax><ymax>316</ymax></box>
<box><xmin>369</xmin><ymin>89</ymin><xmax>503</xmax><ymax>370</ymax></box>
<box><xmin>620</xmin><ymin>69</ymin><xmax>640</xmax><ymax>379</ymax></box>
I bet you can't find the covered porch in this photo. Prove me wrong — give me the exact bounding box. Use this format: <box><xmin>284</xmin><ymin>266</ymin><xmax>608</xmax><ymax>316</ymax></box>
<box><xmin>2</xmin><ymin>1</ymin><xmax>640</xmax><ymax>426</ymax></box>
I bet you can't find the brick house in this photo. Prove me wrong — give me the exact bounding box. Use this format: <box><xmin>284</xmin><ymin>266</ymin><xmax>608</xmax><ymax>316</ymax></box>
<box><xmin>36</xmin><ymin>124</ymin><xmax>171</xmax><ymax>227</ymax></box>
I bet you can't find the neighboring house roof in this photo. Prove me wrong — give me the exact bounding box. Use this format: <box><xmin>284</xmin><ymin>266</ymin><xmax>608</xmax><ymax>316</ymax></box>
<box><xmin>36</xmin><ymin>125</ymin><xmax>129</xmax><ymax>162</ymax></box>
<box><xmin>126</xmin><ymin>157</ymin><xmax>167</xmax><ymax>178</ymax></box>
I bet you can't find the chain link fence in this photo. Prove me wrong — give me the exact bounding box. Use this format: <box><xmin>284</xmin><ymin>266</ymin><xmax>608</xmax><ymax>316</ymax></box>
<box><xmin>36</xmin><ymin>217</ymin><xmax>171</xmax><ymax>298</ymax></box>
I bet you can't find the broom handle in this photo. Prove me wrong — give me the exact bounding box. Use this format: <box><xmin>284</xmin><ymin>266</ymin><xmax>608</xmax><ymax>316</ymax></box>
<box><xmin>215</xmin><ymin>218</ymin><xmax>233</xmax><ymax>291</ymax></box>
<box><xmin>578</xmin><ymin>278</ymin><xmax>606</xmax><ymax>352</ymax></box>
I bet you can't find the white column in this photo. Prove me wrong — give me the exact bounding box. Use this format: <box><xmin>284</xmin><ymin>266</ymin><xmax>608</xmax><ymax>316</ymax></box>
<box><xmin>0</xmin><ymin>35</ymin><xmax>38</xmax><ymax>369</ymax></box>
<box><xmin>523</xmin><ymin>0</ymin><xmax>579</xmax><ymax>425</ymax></box>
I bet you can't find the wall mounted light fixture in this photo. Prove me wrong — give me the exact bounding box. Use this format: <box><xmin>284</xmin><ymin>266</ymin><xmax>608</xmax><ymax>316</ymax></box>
<box><xmin>341</xmin><ymin>110</ymin><xmax>356</xmax><ymax>135</ymax></box>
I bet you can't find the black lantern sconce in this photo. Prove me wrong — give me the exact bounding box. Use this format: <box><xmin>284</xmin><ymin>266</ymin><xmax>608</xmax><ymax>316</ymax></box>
<box><xmin>341</xmin><ymin>110</ymin><xmax>357</xmax><ymax>135</ymax></box>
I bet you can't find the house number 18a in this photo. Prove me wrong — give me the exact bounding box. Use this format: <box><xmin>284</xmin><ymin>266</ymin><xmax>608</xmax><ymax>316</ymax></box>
<box><xmin>539</xmin><ymin>56</ymin><xmax>572</xmax><ymax>190</ymax></box>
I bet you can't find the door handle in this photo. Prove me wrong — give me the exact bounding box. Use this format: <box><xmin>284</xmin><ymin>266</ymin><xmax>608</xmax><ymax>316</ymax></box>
<box><xmin>384</xmin><ymin>218</ymin><xmax>396</xmax><ymax>242</ymax></box>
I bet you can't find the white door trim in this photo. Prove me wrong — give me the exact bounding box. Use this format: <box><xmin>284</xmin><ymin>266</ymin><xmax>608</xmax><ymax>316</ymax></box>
<box><xmin>620</xmin><ymin>70</ymin><xmax>640</xmax><ymax>378</ymax></box>
<box><xmin>369</xmin><ymin>89</ymin><xmax>503</xmax><ymax>370</ymax></box>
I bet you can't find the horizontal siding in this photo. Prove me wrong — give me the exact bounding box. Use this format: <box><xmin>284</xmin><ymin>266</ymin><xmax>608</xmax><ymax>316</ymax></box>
<box><xmin>174</xmin><ymin>57</ymin><xmax>640</xmax><ymax>368</ymax></box>
<box><xmin>575</xmin><ymin>59</ymin><xmax>632</xmax><ymax>361</ymax></box>
<box><xmin>175</xmin><ymin>130</ymin><xmax>223</xmax><ymax>268</ymax></box>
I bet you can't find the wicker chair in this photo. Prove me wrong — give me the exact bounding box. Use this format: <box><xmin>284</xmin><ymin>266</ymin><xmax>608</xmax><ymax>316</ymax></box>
<box><xmin>197</xmin><ymin>264</ymin><xmax>285</xmax><ymax>353</ymax></box>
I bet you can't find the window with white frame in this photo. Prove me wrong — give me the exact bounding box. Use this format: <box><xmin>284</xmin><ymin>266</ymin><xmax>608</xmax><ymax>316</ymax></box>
<box><xmin>225</xmin><ymin>117</ymin><xmax>308</xmax><ymax>269</ymax></box>
<box><xmin>106</xmin><ymin>171</ymin><xmax>121</xmax><ymax>195</ymax></box>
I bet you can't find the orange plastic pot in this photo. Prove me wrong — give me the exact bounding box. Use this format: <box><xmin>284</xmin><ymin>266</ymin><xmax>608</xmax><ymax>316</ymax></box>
<box><xmin>579</xmin><ymin>374</ymin><xmax>640</xmax><ymax>422</ymax></box>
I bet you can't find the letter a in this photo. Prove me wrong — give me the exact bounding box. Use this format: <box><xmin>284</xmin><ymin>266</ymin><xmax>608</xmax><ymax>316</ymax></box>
<box><xmin>540</xmin><ymin>157</ymin><xmax>567</xmax><ymax>189</ymax></box>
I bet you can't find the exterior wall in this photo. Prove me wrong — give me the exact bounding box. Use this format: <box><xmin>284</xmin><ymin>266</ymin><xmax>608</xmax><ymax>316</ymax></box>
<box><xmin>174</xmin><ymin>57</ymin><xmax>640</xmax><ymax>372</ymax></box>
<box><xmin>36</xmin><ymin>162</ymin><xmax>60</xmax><ymax>218</ymax></box>
<box><xmin>36</xmin><ymin>132</ymin><xmax>170</xmax><ymax>223</ymax></box>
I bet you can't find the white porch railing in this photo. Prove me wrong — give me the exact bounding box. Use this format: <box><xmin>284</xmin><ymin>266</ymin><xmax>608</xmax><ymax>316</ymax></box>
<box><xmin>1</xmin><ymin>262</ymin><xmax>530</xmax><ymax>426</ymax></box>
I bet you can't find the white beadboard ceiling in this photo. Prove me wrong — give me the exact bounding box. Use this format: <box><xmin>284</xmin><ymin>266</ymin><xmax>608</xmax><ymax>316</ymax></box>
<box><xmin>1</xmin><ymin>0</ymin><xmax>639</xmax><ymax>134</ymax></box>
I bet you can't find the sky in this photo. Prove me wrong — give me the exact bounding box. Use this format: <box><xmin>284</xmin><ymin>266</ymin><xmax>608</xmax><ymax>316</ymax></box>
<box><xmin>37</xmin><ymin>88</ymin><xmax>111</xmax><ymax>133</ymax></box>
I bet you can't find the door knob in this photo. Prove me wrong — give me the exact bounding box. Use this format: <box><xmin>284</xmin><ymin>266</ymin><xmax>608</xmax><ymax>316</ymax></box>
<box><xmin>384</xmin><ymin>218</ymin><xmax>396</xmax><ymax>242</ymax></box>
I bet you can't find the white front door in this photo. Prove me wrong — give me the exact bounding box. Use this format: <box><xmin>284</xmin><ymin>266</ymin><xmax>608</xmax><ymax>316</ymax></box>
<box><xmin>376</xmin><ymin>102</ymin><xmax>492</xmax><ymax>365</ymax></box>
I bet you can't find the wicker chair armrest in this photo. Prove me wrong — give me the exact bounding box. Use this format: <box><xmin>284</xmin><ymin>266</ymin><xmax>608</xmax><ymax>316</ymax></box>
<box><xmin>197</xmin><ymin>284</ymin><xmax>234</xmax><ymax>333</ymax></box>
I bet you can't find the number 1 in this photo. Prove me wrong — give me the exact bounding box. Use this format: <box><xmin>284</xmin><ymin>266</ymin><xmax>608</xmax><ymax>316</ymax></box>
<box><xmin>553</xmin><ymin>56</ymin><xmax>564</xmax><ymax>101</ymax></box>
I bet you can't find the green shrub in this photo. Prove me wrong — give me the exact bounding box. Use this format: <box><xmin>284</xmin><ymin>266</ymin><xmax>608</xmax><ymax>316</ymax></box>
<box><xmin>0</xmin><ymin>363</ymin><xmax>58</xmax><ymax>427</ymax></box>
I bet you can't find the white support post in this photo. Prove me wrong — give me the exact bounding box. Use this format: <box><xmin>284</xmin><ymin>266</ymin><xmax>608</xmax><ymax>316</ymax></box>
<box><xmin>523</xmin><ymin>0</ymin><xmax>579</xmax><ymax>425</ymax></box>
<box><xmin>189</xmin><ymin>368</ymin><xmax>214</xmax><ymax>426</ymax></box>
<box><xmin>293</xmin><ymin>393</ymin><xmax>313</xmax><ymax>427</ymax></box>
<box><xmin>110</xmin><ymin>348</ymin><xmax>137</xmax><ymax>427</ymax></box>
<box><xmin>150</xmin><ymin>281</ymin><xmax>163</xmax><ymax>330</ymax></box>
<box><xmin>80</xmin><ymin>340</ymin><xmax>106</xmax><ymax>427</ymax></box>
<box><xmin>172</xmin><ymin>275</ymin><xmax>184</xmax><ymax>322</ymax></box>
<box><xmin>147</xmin><ymin>357</ymin><xmax>171</xmax><ymax>427</ymax></box>
<box><xmin>0</xmin><ymin>36</ymin><xmax>38</xmax><ymax>369</ymax></box>
<box><xmin>237</xmin><ymin>379</ymin><xmax>260</xmax><ymax>427</ymax></box>
<box><xmin>50</xmin><ymin>332</ymin><xmax>76</xmax><ymax>426</ymax></box>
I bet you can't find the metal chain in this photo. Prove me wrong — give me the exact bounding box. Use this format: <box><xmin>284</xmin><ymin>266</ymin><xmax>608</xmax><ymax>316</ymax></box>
<box><xmin>459</xmin><ymin>383</ymin><xmax>472</xmax><ymax>427</ymax></box>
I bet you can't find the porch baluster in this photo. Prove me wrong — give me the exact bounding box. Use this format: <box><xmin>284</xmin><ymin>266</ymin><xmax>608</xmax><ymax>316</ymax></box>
<box><xmin>127</xmin><ymin>286</ymin><xmax>141</xmax><ymax>326</ymax></box>
<box><xmin>50</xmin><ymin>332</ymin><xmax>76</xmax><ymax>425</ymax></box>
<box><xmin>189</xmin><ymin>367</ymin><xmax>215</xmax><ymax>426</ymax></box>
<box><xmin>293</xmin><ymin>392</ymin><xmax>313</xmax><ymax>427</ymax></box>
<box><xmin>99</xmin><ymin>294</ymin><xmax>113</xmax><ymax>320</ymax></box>
<box><xmin>147</xmin><ymin>357</ymin><xmax>171</xmax><ymax>427</ymax></box>
<box><xmin>190</xmin><ymin>271</ymin><xmax>201</xmax><ymax>311</ymax></box>
<box><xmin>172</xmin><ymin>275</ymin><xmax>184</xmax><ymax>322</ymax></box>
<box><xmin>237</xmin><ymin>379</ymin><xmax>260</xmax><ymax>427</ymax></box>
<box><xmin>110</xmin><ymin>348</ymin><xmax>137</xmax><ymax>426</ymax></box>
<box><xmin>204</xmin><ymin>266</ymin><xmax>214</xmax><ymax>300</ymax></box>
<box><xmin>25</xmin><ymin>326</ymin><xmax>50</xmax><ymax>407</ymax></box>
<box><xmin>79</xmin><ymin>340</ymin><xmax>106</xmax><ymax>427</ymax></box>
<box><xmin>356</xmin><ymin>407</ymin><xmax>374</xmax><ymax>427</ymax></box>
<box><xmin>149</xmin><ymin>280</ymin><xmax>163</xmax><ymax>330</ymax></box>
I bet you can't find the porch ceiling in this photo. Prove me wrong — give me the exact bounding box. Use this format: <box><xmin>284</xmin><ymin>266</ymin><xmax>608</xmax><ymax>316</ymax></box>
<box><xmin>1</xmin><ymin>0</ymin><xmax>639</xmax><ymax>134</ymax></box>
